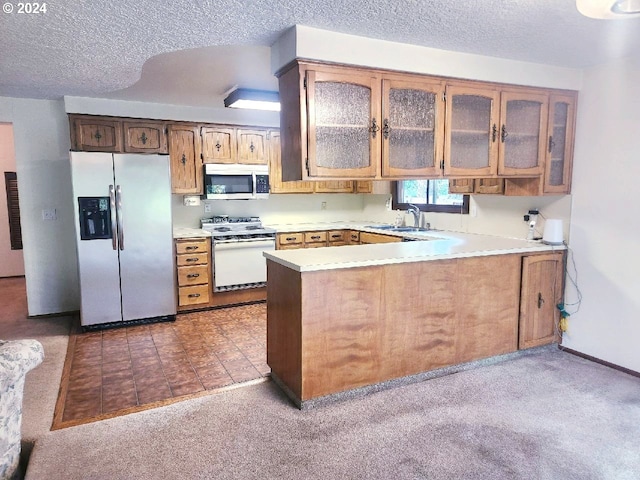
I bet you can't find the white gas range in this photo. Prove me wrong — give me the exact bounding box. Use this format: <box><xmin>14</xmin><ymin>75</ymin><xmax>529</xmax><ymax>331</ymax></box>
<box><xmin>201</xmin><ymin>216</ymin><xmax>276</xmax><ymax>292</ymax></box>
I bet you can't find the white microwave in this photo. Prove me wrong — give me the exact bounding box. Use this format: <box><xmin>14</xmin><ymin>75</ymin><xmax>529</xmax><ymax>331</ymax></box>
<box><xmin>203</xmin><ymin>164</ymin><xmax>270</xmax><ymax>200</ymax></box>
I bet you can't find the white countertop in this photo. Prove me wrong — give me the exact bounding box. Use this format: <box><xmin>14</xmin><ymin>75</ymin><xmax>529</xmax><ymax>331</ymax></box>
<box><xmin>263</xmin><ymin>222</ymin><xmax>565</xmax><ymax>272</ymax></box>
<box><xmin>173</xmin><ymin>227</ymin><xmax>212</xmax><ymax>239</ymax></box>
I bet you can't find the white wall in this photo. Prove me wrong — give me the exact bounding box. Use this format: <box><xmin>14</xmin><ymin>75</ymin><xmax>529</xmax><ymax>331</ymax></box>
<box><xmin>0</xmin><ymin>123</ymin><xmax>25</xmax><ymax>276</ymax></box>
<box><xmin>0</xmin><ymin>97</ymin><xmax>79</xmax><ymax>316</ymax></box>
<box><xmin>362</xmin><ymin>194</ymin><xmax>572</xmax><ymax>241</ymax></box>
<box><xmin>272</xmin><ymin>25</ymin><xmax>582</xmax><ymax>90</ymax></box>
<box><xmin>561</xmin><ymin>57</ymin><xmax>640</xmax><ymax>372</ymax></box>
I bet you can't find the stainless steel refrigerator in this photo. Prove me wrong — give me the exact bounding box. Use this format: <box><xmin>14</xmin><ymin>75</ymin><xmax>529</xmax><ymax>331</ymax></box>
<box><xmin>70</xmin><ymin>152</ymin><xmax>176</xmax><ymax>328</ymax></box>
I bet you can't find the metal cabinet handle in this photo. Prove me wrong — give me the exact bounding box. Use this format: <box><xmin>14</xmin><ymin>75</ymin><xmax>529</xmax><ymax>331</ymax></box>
<box><xmin>369</xmin><ymin>118</ymin><xmax>380</xmax><ymax>139</ymax></box>
<box><xmin>331</xmin><ymin>234</ymin><xmax>341</xmax><ymax>238</ymax></box>
<box><xmin>188</xmin><ymin>293</ymin><xmax>201</xmax><ymax>298</ymax></box>
<box><xmin>548</xmin><ymin>136</ymin><xmax>555</xmax><ymax>153</ymax></box>
<box><xmin>185</xmin><ymin>246</ymin><xmax>199</xmax><ymax>251</ymax></box>
<box><xmin>285</xmin><ymin>237</ymin><xmax>297</xmax><ymax>241</ymax></box>
<box><xmin>492</xmin><ymin>124</ymin><xmax>497</xmax><ymax>142</ymax></box>
<box><xmin>185</xmin><ymin>258</ymin><xmax>199</xmax><ymax>262</ymax></box>
<box><xmin>187</xmin><ymin>273</ymin><xmax>200</xmax><ymax>279</ymax></box>
<box><xmin>311</xmin><ymin>235</ymin><xmax>321</xmax><ymax>240</ymax></box>
<box><xmin>501</xmin><ymin>125</ymin><xmax>508</xmax><ymax>142</ymax></box>
<box><xmin>383</xmin><ymin>118</ymin><xmax>391</xmax><ymax>140</ymax></box>
<box><xmin>538</xmin><ymin>292</ymin><xmax>544</xmax><ymax>309</ymax></box>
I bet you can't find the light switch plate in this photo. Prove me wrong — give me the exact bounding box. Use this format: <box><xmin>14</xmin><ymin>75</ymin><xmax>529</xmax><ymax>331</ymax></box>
<box><xmin>42</xmin><ymin>208</ymin><xmax>57</xmax><ymax>221</ymax></box>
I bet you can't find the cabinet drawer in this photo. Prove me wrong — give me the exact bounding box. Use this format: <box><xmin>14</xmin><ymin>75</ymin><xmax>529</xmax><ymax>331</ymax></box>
<box><xmin>277</xmin><ymin>232</ymin><xmax>304</xmax><ymax>246</ymax></box>
<box><xmin>176</xmin><ymin>253</ymin><xmax>208</xmax><ymax>266</ymax></box>
<box><xmin>176</xmin><ymin>240</ymin><xmax>208</xmax><ymax>254</ymax></box>
<box><xmin>304</xmin><ymin>231</ymin><xmax>327</xmax><ymax>243</ymax></box>
<box><xmin>349</xmin><ymin>231</ymin><xmax>360</xmax><ymax>243</ymax></box>
<box><xmin>278</xmin><ymin>243</ymin><xmax>304</xmax><ymax>250</ymax></box>
<box><xmin>328</xmin><ymin>230</ymin><xmax>346</xmax><ymax>243</ymax></box>
<box><xmin>177</xmin><ymin>265</ymin><xmax>209</xmax><ymax>286</ymax></box>
<box><xmin>178</xmin><ymin>284</ymin><xmax>210</xmax><ymax>306</ymax></box>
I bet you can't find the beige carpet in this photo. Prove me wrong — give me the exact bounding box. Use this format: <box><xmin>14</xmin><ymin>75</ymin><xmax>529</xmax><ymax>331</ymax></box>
<box><xmin>0</xmin><ymin>277</ymin><xmax>73</xmax><ymax>477</ymax></box>
<box><xmin>25</xmin><ymin>348</ymin><xmax>640</xmax><ymax>480</ymax></box>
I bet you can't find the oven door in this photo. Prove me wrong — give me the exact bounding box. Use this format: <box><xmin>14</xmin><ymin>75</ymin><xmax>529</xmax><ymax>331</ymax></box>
<box><xmin>213</xmin><ymin>238</ymin><xmax>276</xmax><ymax>289</ymax></box>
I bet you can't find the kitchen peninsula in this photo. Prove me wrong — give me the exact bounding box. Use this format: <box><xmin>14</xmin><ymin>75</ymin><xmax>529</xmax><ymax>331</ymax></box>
<box><xmin>264</xmin><ymin>228</ymin><xmax>565</xmax><ymax>407</ymax></box>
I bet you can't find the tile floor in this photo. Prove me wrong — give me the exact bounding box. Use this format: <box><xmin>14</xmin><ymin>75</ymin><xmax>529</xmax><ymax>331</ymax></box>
<box><xmin>59</xmin><ymin>303</ymin><xmax>269</xmax><ymax>425</ymax></box>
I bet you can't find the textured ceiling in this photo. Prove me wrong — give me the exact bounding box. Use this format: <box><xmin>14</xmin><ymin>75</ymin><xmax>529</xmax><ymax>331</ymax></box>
<box><xmin>1</xmin><ymin>0</ymin><xmax>639</xmax><ymax>104</ymax></box>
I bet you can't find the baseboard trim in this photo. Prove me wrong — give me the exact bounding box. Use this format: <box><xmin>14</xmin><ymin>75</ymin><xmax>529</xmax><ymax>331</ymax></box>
<box><xmin>559</xmin><ymin>345</ymin><xmax>640</xmax><ymax>379</ymax></box>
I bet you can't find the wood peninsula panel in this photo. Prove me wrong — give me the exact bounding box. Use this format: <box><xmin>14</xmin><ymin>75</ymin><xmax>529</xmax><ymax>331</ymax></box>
<box><xmin>267</xmin><ymin>261</ymin><xmax>303</xmax><ymax>397</ymax></box>
<box><xmin>267</xmin><ymin>254</ymin><xmax>523</xmax><ymax>402</ymax></box>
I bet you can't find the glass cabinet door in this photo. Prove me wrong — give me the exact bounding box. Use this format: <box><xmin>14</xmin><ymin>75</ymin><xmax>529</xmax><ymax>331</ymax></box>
<box><xmin>498</xmin><ymin>91</ymin><xmax>548</xmax><ymax>176</ymax></box>
<box><xmin>306</xmin><ymin>70</ymin><xmax>380</xmax><ymax>178</ymax></box>
<box><xmin>544</xmin><ymin>94</ymin><xmax>576</xmax><ymax>194</ymax></box>
<box><xmin>381</xmin><ymin>78</ymin><xmax>444</xmax><ymax>177</ymax></box>
<box><xmin>444</xmin><ymin>85</ymin><xmax>500</xmax><ymax>177</ymax></box>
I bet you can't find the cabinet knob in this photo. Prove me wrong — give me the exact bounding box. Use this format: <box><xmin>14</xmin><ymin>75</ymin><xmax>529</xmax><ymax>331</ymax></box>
<box><xmin>548</xmin><ymin>136</ymin><xmax>555</xmax><ymax>153</ymax></box>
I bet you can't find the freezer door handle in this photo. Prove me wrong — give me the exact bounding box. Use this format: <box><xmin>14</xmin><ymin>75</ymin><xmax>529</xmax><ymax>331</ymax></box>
<box><xmin>116</xmin><ymin>184</ymin><xmax>124</xmax><ymax>250</ymax></box>
<box><xmin>109</xmin><ymin>185</ymin><xmax>117</xmax><ymax>251</ymax></box>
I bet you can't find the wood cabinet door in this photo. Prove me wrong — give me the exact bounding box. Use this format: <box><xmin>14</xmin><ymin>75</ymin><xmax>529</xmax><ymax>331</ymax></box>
<box><xmin>443</xmin><ymin>84</ymin><xmax>499</xmax><ymax>177</ymax></box>
<box><xmin>354</xmin><ymin>181</ymin><xmax>373</xmax><ymax>193</ymax></box>
<box><xmin>544</xmin><ymin>93</ymin><xmax>576</xmax><ymax>194</ymax></box>
<box><xmin>449</xmin><ymin>178</ymin><xmax>475</xmax><ymax>194</ymax></box>
<box><xmin>123</xmin><ymin>121</ymin><xmax>167</xmax><ymax>154</ymax></box>
<box><xmin>519</xmin><ymin>252</ymin><xmax>564</xmax><ymax>349</ymax></box>
<box><xmin>201</xmin><ymin>126</ymin><xmax>236</xmax><ymax>164</ymax></box>
<box><xmin>475</xmin><ymin>178</ymin><xmax>505</xmax><ymax>194</ymax></box>
<box><xmin>73</xmin><ymin>117</ymin><xmax>123</xmax><ymax>152</ymax></box>
<box><xmin>268</xmin><ymin>130</ymin><xmax>314</xmax><ymax>193</ymax></box>
<box><xmin>314</xmin><ymin>181</ymin><xmax>354</xmax><ymax>193</ymax></box>
<box><xmin>237</xmin><ymin>129</ymin><xmax>268</xmax><ymax>165</ymax></box>
<box><xmin>306</xmin><ymin>68</ymin><xmax>381</xmax><ymax>178</ymax></box>
<box><xmin>381</xmin><ymin>77</ymin><xmax>444</xmax><ymax>178</ymax></box>
<box><xmin>168</xmin><ymin>124</ymin><xmax>201</xmax><ymax>194</ymax></box>
<box><xmin>498</xmin><ymin>90</ymin><xmax>548</xmax><ymax>176</ymax></box>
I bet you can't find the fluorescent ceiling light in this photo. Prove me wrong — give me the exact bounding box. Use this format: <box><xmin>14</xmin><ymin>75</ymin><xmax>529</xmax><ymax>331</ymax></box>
<box><xmin>577</xmin><ymin>0</ymin><xmax>640</xmax><ymax>18</ymax></box>
<box><xmin>223</xmin><ymin>88</ymin><xmax>280</xmax><ymax>111</ymax></box>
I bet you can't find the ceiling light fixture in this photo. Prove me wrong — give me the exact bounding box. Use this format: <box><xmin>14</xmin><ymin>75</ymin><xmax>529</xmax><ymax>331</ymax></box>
<box><xmin>577</xmin><ymin>0</ymin><xmax>640</xmax><ymax>18</ymax></box>
<box><xmin>223</xmin><ymin>88</ymin><xmax>280</xmax><ymax>111</ymax></box>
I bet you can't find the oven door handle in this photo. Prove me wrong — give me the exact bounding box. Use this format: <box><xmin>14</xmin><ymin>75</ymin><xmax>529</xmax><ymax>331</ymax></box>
<box><xmin>214</xmin><ymin>239</ymin><xmax>275</xmax><ymax>250</ymax></box>
<box><xmin>213</xmin><ymin>237</ymin><xmax>275</xmax><ymax>245</ymax></box>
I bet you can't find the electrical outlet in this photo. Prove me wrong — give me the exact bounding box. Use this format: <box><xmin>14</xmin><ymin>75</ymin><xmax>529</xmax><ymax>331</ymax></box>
<box><xmin>321</xmin><ymin>201</ymin><xmax>327</xmax><ymax>210</ymax></box>
<box><xmin>204</xmin><ymin>203</ymin><xmax>212</xmax><ymax>213</ymax></box>
<box><xmin>42</xmin><ymin>208</ymin><xmax>57</xmax><ymax>221</ymax></box>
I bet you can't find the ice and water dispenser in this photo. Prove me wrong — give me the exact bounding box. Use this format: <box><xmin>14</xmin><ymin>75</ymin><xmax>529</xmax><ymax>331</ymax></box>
<box><xmin>77</xmin><ymin>197</ymin><xmax>112</xmax><ymax>240</ymax></box>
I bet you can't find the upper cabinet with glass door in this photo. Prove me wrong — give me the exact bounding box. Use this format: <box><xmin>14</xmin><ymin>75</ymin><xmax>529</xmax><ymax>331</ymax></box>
<box><xmin>498</xmin><ymin>90</ymin><xmax>548</xmax><ymax>177</ymax></box>
<box><xmin>443</xmin><ymin>84</ymin><xmax>500</xmax><ymax>177</ymax></box>
<box><xmin>277</xmin><ymin>62</ymin><xmax>446</xmax><ymax>181</ymax></box>
<box><xmin>381</xmin><ymin>77</ymin><xmax>444</xmax><ymax>178</ymax></box>
<box><xmin>543</xmin><ymin>93</ymin><xmax>576</xmax><ymax>194</ymax></box>
<box><xmin>306</xmin><ymin>68</ymin><xmax>380</xmax><ymax>178</ymax></box>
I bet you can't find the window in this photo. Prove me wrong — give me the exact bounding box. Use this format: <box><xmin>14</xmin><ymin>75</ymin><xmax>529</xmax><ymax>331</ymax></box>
<box><xmin>393</xmin><ymin>179</ymin><xmax>469</xmax><ymax>214</ymax></box>
<box><xmin>4</xmin><ymin>172</ymin><xmax>23</xmax><ymax>250</ymax></box>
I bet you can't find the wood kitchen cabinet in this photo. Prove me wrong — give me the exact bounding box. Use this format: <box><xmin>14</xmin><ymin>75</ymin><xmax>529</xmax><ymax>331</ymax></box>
<box><xmin>175</xmin><ymin>239</ymin><xmax>211</xmax><ymax>310</ymax></box>
<box><xmin>449</xmin><ymin>178</ymin><xmax>505</xmax><ymax>195</ymax></box>
<box><xmin>70</xmin><ymin>115</ymin><xmax>123</xmax><ymax>152</ymax></box>
<box><xmin>519</xmin><ymin>252</ymin><xmax>564</xmax><ymax>349</ymax></box>
<box><xmin>444</xmin><ymin>85</ymin><xmax>547</xmax><ymax>178</ymax></box>
<box><xmin>201</xmin><ymin>126</ymin><xmax>236</xmax><ymax>164</ymax></box>
<box><xmin>123</xmin><ymin>121</ymin><xmax>168</xmax><ymax>154</ymax></box>
<box><xmin>237</xmin><ymin>129</ymin><xmax>269</xmax><ymax>165</ymax></box>
<box><xmin>168</xmin><ymin>124</ymin><xmax>201</xmax><ymax>194</ymax></box>
<box><xmin>543</xmin><ymin>93</ymin><xmax>576</xmax><ymax>194</ymax></box>
<box><xmin>359</xmin><ymin>231</ymin><xmax>403</xmax><ymax>244</ymax></box>
<box><xmin>278</xmin><ymin>61</ymin><xmax>445</xmax><ymax>180</ymax></box>
<box><xmin>269</xmin><ymin>131</ymin><xmax>315</xmax><ymax>194</ymax></box>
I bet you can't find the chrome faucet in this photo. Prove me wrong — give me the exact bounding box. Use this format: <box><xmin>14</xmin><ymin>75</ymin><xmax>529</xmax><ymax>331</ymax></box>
<box><xmin>407</xmin><ymin>204</ymin><xmax>420</xmax><ymax>227</ymax></box>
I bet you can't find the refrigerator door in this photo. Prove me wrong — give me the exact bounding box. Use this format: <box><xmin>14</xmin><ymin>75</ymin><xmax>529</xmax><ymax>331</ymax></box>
<box><xmin>114</xmin><ymin>154</ymin><xmax>176</xmax><ymax>321</ymax></box>
<box><xmin>71</xmin><ymin>152</ymin><xmax>123</xmax><ymax>326</ymax></box>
